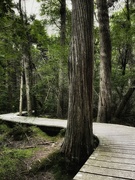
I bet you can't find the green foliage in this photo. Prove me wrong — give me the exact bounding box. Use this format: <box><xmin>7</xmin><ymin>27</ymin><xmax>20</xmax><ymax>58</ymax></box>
<box><xmin>0</xmin><ymin>0</ymin><xmax>70</xmax><ymax>117</ymax></box>
<box><xmin>110</xmin><ymin>7</ymin><xmax>135</xmax><ymax>88</ymax></box>
<box><xmin>30</xmin><ymin>19</ymin><xmax>48</xmax><ymax>46</ymax></box>
<box><xmin>38</xmin><ymin>0</ymin><xmax>71</xmax><ymax>40</ymax></box>
<box><xmin>39</xmin><ymin>0</ymin><xmax>61</xmax><ymax>27</ymax></box>
<box><xmin>109</xmin><ymin>3</ymin><xmax>135</xmax><ymax>119</ymax></box>
<box><xmin>8</xmin><ymin>124</ymin><xmax>33</xmax><ymax>140</ymax></box>
<box><xmin>0</xmin><ymin>122</ymin><xmax>10</xmax><ymax>134</ymax></box>
<box><xmin>0</xmin><ymin>0</ymin><xmax>13</xmax><ymax>16</ymax></box>
<box><xmin>31</xmin><ymin>35</ymin><xmax>69</xmax><ymax>116</ymax></box>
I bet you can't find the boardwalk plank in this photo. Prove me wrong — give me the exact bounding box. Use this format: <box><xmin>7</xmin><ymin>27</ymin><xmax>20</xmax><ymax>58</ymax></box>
<box><xmin>89</xmin><ymin>151</ymin><xmax>135</xmax><ymax>164</ymax></box>
<box><xmin>98</xmin><ymin>147</ymin><xmax>135</xmax><ymax>155</ymax></box>
<box><xmin>85</xmin><ymin>159</ymin><xmax>135</xmax><ymax>171</ymax></box>
<box><xmin>93</xmin><ymin>151</ymin><xmax>135</xmax><ymax>159</ymax></box>
<box><xmin>80</xmin><ymin>165</ymin><xmax>135</xmax><ymax>179</ymax></box>
<box><xmin>74</xmin><ymin>172</ymin><xmax>126</xmax><ymax>180</ymax></box>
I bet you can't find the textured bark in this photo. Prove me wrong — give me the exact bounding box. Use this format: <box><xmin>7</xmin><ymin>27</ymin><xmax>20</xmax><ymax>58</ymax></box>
<box><xmin>57</xmin><ymin>0</ymin><xmax>66</xmax><ymax>118</ymax></box>
<box><xmin>61</xmin><ymin>0</ymin><xmax>94</xmax><ymax>163</ymax></box>
<box><xmin>97</xmin><ymin>0</ymin><xmax>112</xmax><ymax>123</ymax></box>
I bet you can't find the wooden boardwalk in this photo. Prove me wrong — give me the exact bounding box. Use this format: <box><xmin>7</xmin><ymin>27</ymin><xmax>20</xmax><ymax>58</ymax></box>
<box><xmin>74</xmin><ymin>123</ymin><xmax>135</xmax><ymax>180</ymax></box>
<box><xmin>0</xmin><ymin>112</ymin><xmax>67</xmax><ymax>128</ymax></box>
<box><xmin>0</xmin><ymin>113</ymin><xmax>135</xmax><ymax>179</ymax></box>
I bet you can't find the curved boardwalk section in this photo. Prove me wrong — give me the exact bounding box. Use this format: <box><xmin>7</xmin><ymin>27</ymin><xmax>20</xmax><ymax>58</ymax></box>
<box><xmin>74</xmin><ymin>123</ymin><xmax>135</xmax><ymax>180</ymax></box>
<box><xmin>0</xmin><ymin>113</ymin><xmax>67</xmax><ymax>128</ymax></box>
<box><xmin>0</xmin><ymin>113</ymin><xmax>135</xmax><ymax>179</ymax></box>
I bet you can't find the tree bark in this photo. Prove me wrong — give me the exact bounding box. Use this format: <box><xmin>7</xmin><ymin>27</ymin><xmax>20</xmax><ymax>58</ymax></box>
<box><xmin>97</xmin><ymin>0</ymin><xmax>112</xmax><ymax>123</ymax></box>
<box><xmin>57</xmin><ymin>0</ymin><xmax>66</xmax><ymax>118</ymax></box>
<box><xmin>61</xmin><ymin>0</ymin><xmax>94</xmax><ymax>163</ymax></box>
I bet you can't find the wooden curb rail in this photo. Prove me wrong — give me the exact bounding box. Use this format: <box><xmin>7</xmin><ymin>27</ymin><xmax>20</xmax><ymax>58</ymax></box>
<box><xmin>0</xmin><ymin>113</ymin><xmax>135</xmax><ymax>179</ymax></box>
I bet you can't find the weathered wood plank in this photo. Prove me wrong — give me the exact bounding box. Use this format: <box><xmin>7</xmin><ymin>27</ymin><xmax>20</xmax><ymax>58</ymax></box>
<box><xmin>99</xmin><ymin>144</ymin><xmax>135</xmax><ymax>150</ymax></box>
<box><xmin>98</xmin><ymin>147</ymin><xmax>135</xmax><ymax>155</ymax></box>
<box><xmin>92</xmin><ymin>150</ymin><xmax>135</xmax><ymax>159</ymax></box>
<box><xmin>85</xmin><ymin>159</ymin><xmax>135</xmax><ymax>171</ymax></box>
<box><xmin>74</xmin><ymin>172</ymin><xmax>126</xmax><ymax>180</ymax></box>
<box><xmin>89</xmin><ymin>152</ymin><xmax>135</xmax><ymax>164</ymax></box>
<box><xmin>80</xmin><ymin>165</ymin><xmax>135</xmax><ymax>179</ymax></box>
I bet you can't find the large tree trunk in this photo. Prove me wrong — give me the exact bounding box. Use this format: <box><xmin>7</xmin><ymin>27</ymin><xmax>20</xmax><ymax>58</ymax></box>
<box><xmin>57</xmin><ymin>0</ymin><xmax>66</xmax><ymax>118</ymax></box>
<box><xmin>97</xmin><ymin>0</ymin><xmax>112</xmax><ymax>123</ymax></box>
<box><xmin>61</xmin><ymin>0</ymin><xmax>94</xmax><ymax>164</ymax></box>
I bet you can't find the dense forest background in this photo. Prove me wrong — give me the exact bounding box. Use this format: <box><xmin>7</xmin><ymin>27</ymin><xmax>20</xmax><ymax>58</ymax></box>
<box><xmin>0</xmin><ymin>0</ymin><xmax>135</xmax><ymax>125</ymax></box>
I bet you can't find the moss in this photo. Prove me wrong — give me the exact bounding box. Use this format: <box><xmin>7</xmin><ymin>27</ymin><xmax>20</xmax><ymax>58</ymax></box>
<box><xmin>30</xmin><ymin>126</ymin><xmax>59</xmax><ymax>142</ymax></box>
<box><xmin>0</xmin><ymin>148</ymin><xmax>34</xmax><ymax>180</ymax></box>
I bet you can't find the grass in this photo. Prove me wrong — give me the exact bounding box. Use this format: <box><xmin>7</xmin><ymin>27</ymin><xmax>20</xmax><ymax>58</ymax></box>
<box><xmin>0</xmin><ymin>148</ymin><xmax>34</xmax><ymax>180</ymax></box>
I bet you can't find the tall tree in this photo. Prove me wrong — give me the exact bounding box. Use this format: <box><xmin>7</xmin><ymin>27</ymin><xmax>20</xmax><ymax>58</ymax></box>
<box><xmin>19</xmin><ymin>58</ymin><xmax>24</xmax><ymax>115</ymax></box>
<box><xmin>96</xmin><ymin>0</ymin><xmax>112</xmax><ymax>123</ymax></box>
<box><xmin>57</xmin><ymin>0</ymin><xmax>66</xmax><ymax>118</ymax></box>
<box><xmin>61</xmin><ymin>0</ymin><xmax>94</xmax><ymax>163</ymax></box>
<box><xmin>18</xmin><ymin>0</ymin><xmax>32</xmax><ymax>116</ymax></box>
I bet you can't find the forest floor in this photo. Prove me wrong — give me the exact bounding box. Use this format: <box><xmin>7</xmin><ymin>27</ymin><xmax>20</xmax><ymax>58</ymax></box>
<box><xmin>0</xmin><ymin>121</ymin><xmax>78</xmax><ymax>180</ymax></box>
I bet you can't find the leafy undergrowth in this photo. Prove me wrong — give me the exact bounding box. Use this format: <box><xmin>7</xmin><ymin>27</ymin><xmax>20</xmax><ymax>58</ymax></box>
<box><xmin>0</xmin><ymin>121</ymin><xmax>99</xmax><ymax>180</ymax></box>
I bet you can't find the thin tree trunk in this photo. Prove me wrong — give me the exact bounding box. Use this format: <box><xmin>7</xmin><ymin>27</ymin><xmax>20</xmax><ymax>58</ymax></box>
<box><xmin>57</xmin><ymin>0</ymin><xmax>66</xmax><ymax>118</ymax></box>
<box><xmin>18</xmin><ymin>0</ymin><xmax>32</xmax><ymax>116</ymax></box>
<box><xmin>97</xmin><ymin>0</ymin><xmax>112</xmax><ymax>123</ymax></box>
<box><xmin>61</xmin><ymin>0</ymin><xmax>94</xmax><ymax>164</ymax></box>
<box><xmin>19</xmin><ymin>58</ymin><xmax>24</xmax><ymax>115</ymax></box>
<box><xmin>24</xmin><ymin>55</ymin><xmax>32</xmax><ymax>116</ymax></box>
